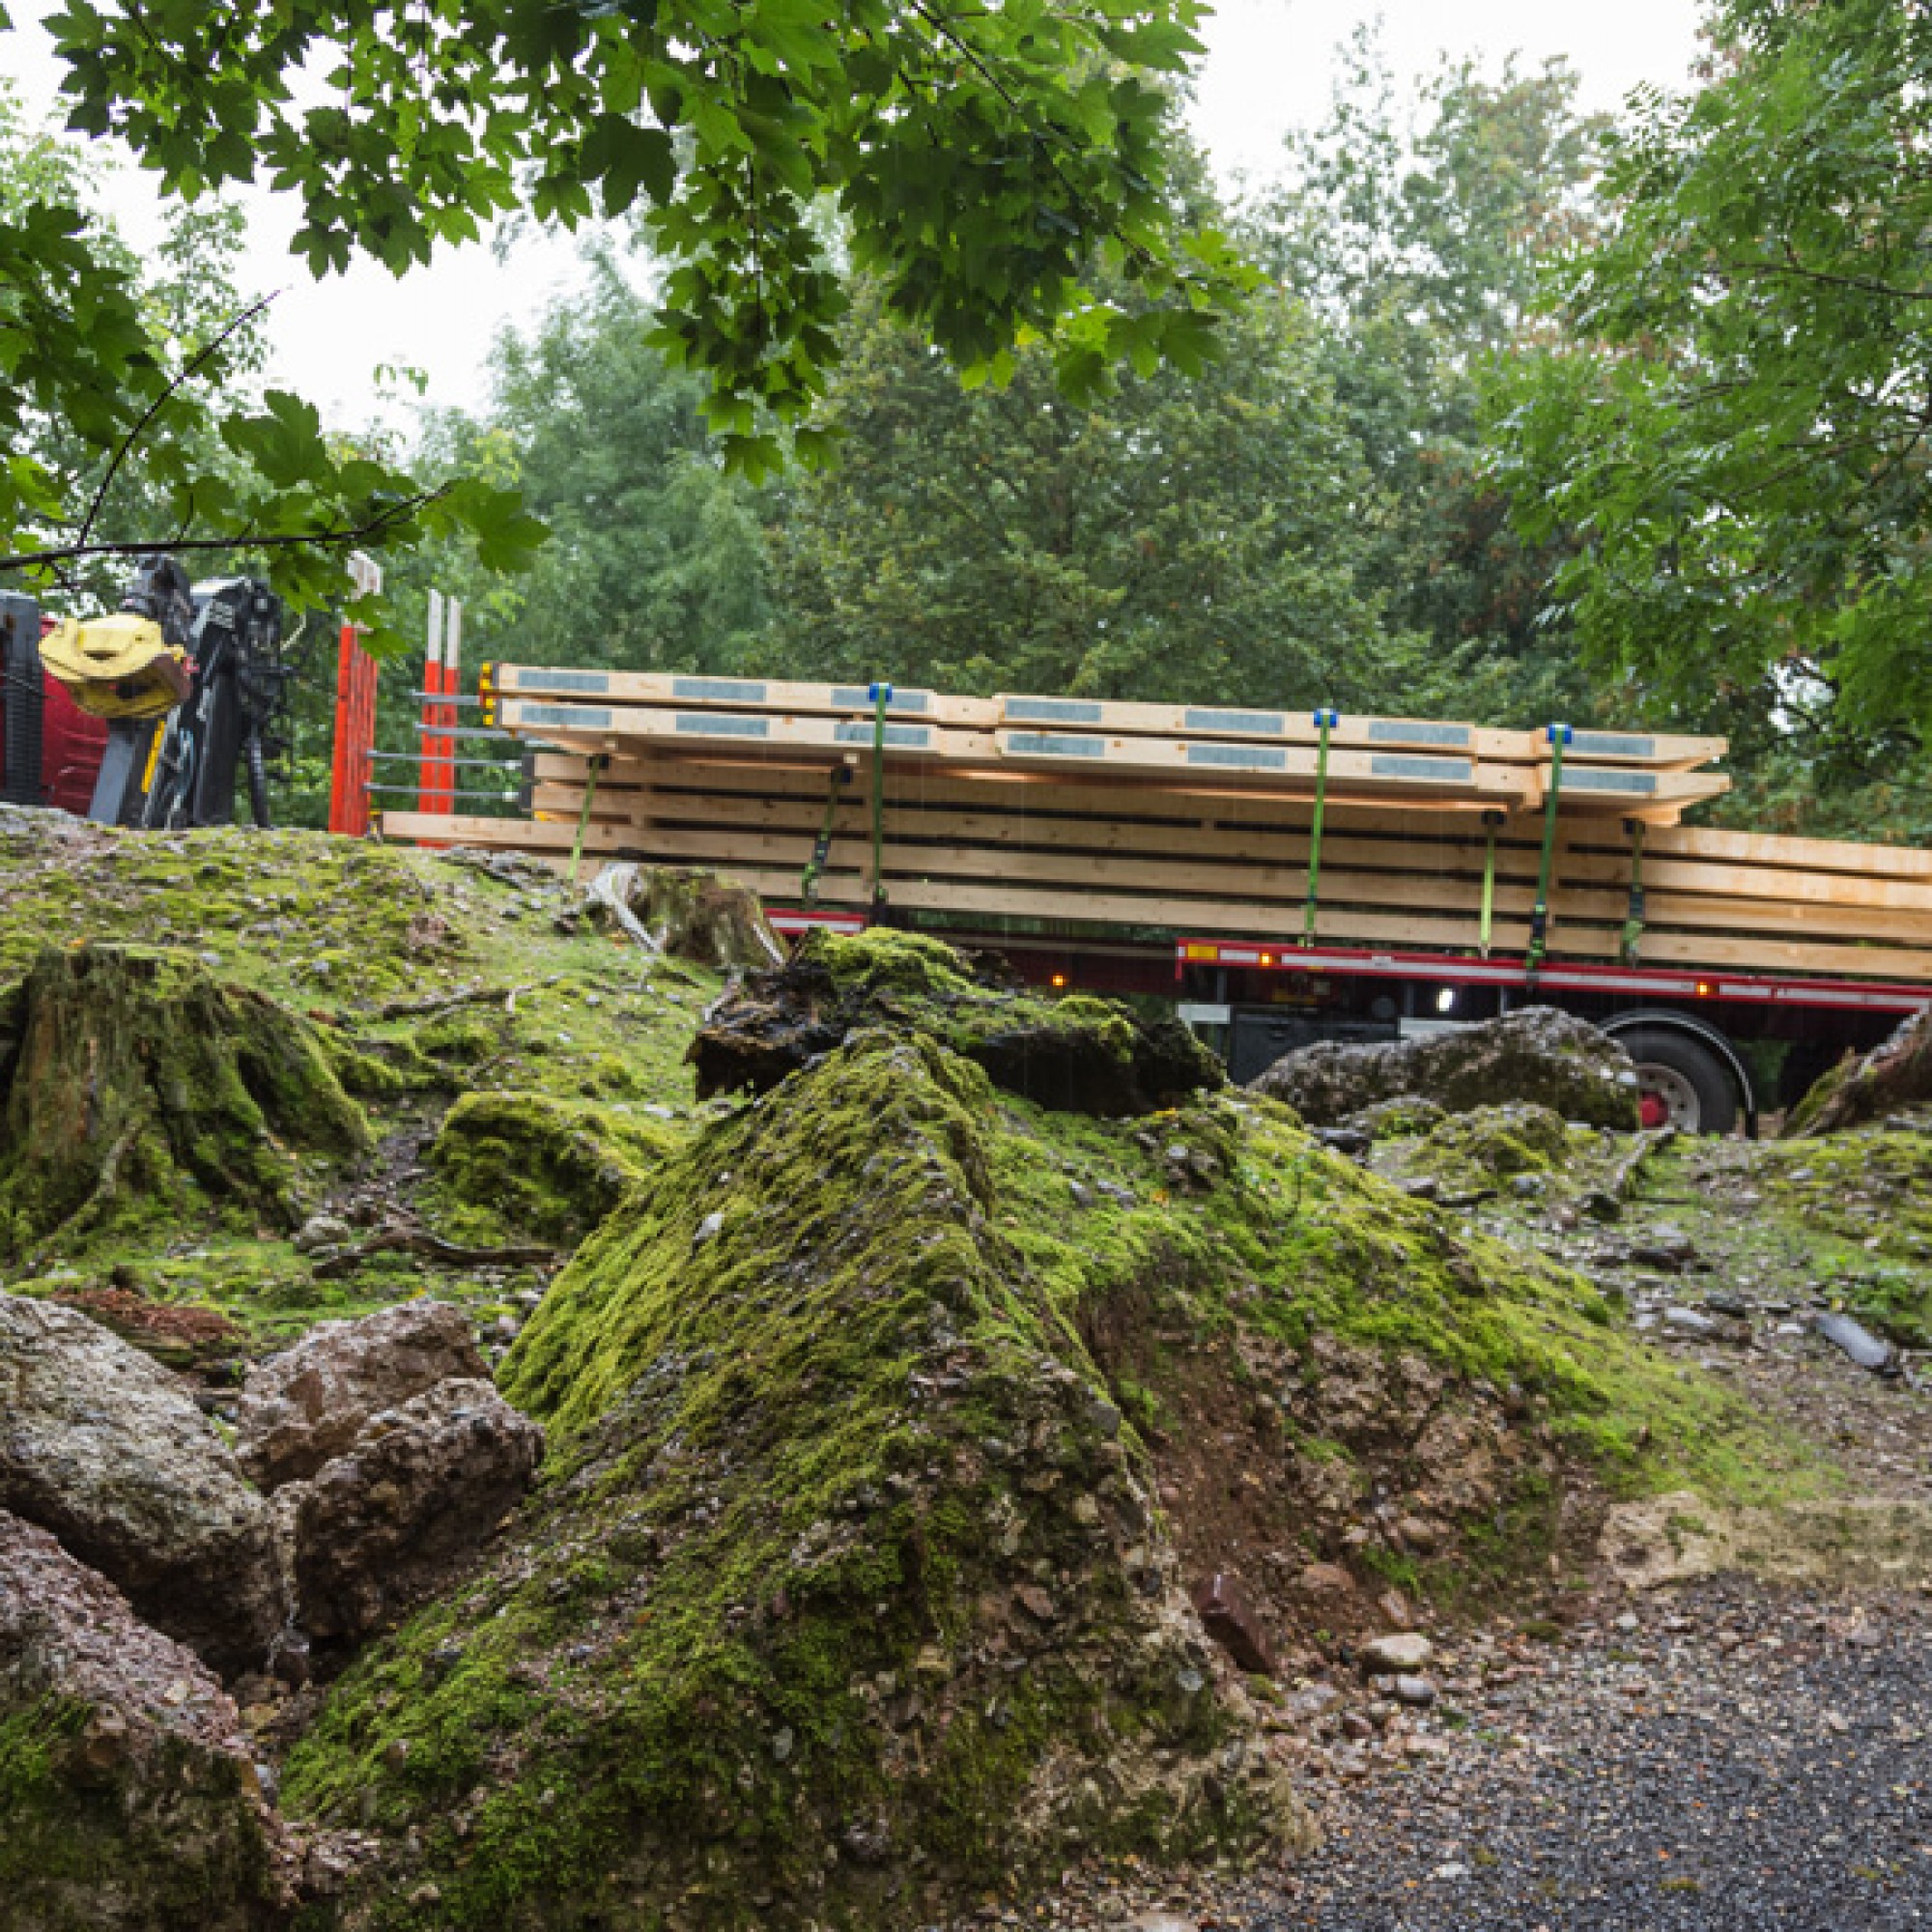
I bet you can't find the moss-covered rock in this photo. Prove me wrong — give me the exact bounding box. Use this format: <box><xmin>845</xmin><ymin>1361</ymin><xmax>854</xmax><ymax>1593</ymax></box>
<box><xmin>691</xmin><ymin>928</ymin><xmax>1222</xmax><ymax>1117</ymax></box>
<box><xmin>1250</xmin><ymin>1007</ymin><xmax>1641</xmax><ymax>1131</ymax></box>
<box><xmin>429</xmin><ymin>1092</ymin><xmax>681</xmax><ymax>1245</ymax></box>
<box><xmin>281</xmin><ymin>1019</ymin><xmax>1803</xmax><ymax>1929</ymax></box>
<box><xmin>1415</xmin><ymin>1103</ymin><xmax>1577</xmax><ymax>1184</ymax></box>
<box><xmin>0</xmin><ymin>944</ymin><xmax>368</xmax><ymax>1260</ymax></box>
<box><xmin>283</xmin><ymin>1032</ymin><xmax>1306</xmax><ymax>1928</ymax></box>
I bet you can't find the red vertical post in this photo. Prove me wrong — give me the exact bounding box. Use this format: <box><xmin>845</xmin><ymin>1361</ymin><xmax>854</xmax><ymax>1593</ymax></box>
<box><xmin>329</xmin><ymin>551</ymin><xmax>383</xmax><ymax>838</ymax></box>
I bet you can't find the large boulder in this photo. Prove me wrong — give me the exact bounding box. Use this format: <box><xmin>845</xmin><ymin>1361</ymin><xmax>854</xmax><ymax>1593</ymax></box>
<box><xmin>1249</xmin><ymin>1007</ymin><xmax>1640</xmax><ymax>1130</ymax></box>
<box><xmin>235</xmin><ymin>1298</ymin><xmax>488</xmax><ymax>1491</ymax></box>
<box><xmin>0</xmin><ymin>1508</ymin><xmax>294</xmax><ymax>1930</ymax></box>
<box><xmin>692</xmin><ymin>926</ymin><xmax>1223</xmax><ymax>1116</ymax></box>
<box><xmin>0</xmin><ymin>943</ymin><xmax>368</xmax><ymax>1258</ymax></box>
<box><xmin>1787</xmin><ymin>1004</ymin><xmax>1932</xmax><ymax>1136</ymax></box>
<box><xmin>0</xmin><ymin>1293</ymin><xmax>282</xmax><ymax>1676</ymax></box>
<box><xmin>279</xmin><ymin>1378</ymin><xmax>544</xmax><ymax>1644</ymax></box>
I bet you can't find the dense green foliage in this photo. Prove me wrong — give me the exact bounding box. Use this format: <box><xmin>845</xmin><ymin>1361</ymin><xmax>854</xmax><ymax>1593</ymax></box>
<box><xmin>762</xmin><ymin>275</ymin><xmax>1401</xmax><ymax>705</ymax></box>
<box><xmin>422</xmin><ymin>59</ymin><xmax>1624</xmax><ymax>723</ymax></box>
<box><xmin>1490</xmin><ymin>0</ymin><xmax>1932</xmax><ymax>837</ymax></box>
<box><xmin>0</xmin><ymin>78</ymin><xmax>540</xmax><ymax>644</ymax></box>
<box><xmin>1246</xmin><ymin>39</ymin><xmax>1613</xmax><ymax>728</ymax></box>
<box><xmin>43</xmin><ymin>0</ymin><xmax>1245</xmax><ymax>472</ymax></box>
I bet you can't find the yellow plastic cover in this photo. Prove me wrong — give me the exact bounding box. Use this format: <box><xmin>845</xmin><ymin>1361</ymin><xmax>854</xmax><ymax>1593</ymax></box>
<box><xmin>40</xmin><ymin>613</ymin><xmax>191</xmax><ymax>721</ymax></box>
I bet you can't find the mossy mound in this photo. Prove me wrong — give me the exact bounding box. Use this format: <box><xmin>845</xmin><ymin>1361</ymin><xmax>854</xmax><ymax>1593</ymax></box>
<box><xmin>429</xmin><ymin>1092</ymin><xmax>683</xmax><ymax>1245</ymax></box>
<box><xmin>0</xmin><ymin>944</ymin><xmax>368</xmax><ymax>1261</ymax></box>
<box><xmin>1757</xmin><ymin>1128</ymin><xmax>1932</xmax><ymax>1344</ymax></box>
<box><xmin>1348</xmin><ymin>1095</ymin><xmax>1447</xmax><ymax>1142</ymax></box>
<box><xmin>1416</xmin><ymin>1103</ymin><xmax>1578</xmax><ymax>1183</ymax></box>
<box><xmin>283</xmin><ymin>1022</ymin><xmax>1803</xmax><ymax>1928</ymax></box>
<box><xmin>282</xmin><ymin>1031</ymin><xmax>1306</xmax><ymax>1930</ymax></box>
<box><xmin>691</xmin><ymin>927</ymin><xmax>1222</xmax><ymax>1117</ymax></box>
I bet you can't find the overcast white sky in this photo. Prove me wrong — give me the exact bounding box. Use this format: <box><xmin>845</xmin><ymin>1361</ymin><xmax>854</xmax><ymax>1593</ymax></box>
<box><xmin>2</xmin><ymin>1</ymin><xmax>1703</xmax><ymax>426</ymax></box>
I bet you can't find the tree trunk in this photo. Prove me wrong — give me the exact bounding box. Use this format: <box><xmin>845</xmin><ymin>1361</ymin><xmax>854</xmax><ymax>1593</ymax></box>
<box><xmin>0</xmin><ymin>944</ymin><xmax>368</xmax><ymax>1255</ymax></box>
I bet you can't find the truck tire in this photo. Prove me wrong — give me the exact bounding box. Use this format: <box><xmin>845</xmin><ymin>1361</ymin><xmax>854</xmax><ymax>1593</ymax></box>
<box><xmin>1616</xmin><ymin>1026</ymin><xmax>1739</xmax><ymax>1135</ymax></box>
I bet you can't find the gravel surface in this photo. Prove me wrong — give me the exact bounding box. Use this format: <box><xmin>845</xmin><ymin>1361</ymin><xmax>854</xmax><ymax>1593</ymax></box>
<box><xmin>1260</xmin><ymin>1580</ymin><xmax>1932</xmax><ymax>1932</ymax></box>
<box><xmin>974</xmin><ymin>1580</ymin><xmax>1932</xmax><ymax>1932</ymax></box>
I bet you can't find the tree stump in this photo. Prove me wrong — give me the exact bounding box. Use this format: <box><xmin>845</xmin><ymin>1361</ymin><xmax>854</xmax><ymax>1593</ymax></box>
<box><xmin>0</xmin><ymin>944</ymin><xmax>368</xmax><ymax>1253</ymax></box>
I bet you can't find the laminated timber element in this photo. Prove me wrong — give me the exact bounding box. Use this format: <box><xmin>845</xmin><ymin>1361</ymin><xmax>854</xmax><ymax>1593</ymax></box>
<box><xmin>391</xmin><ymin>668</ymin><xmax>1932</xmax><ymax>987</ymax></box>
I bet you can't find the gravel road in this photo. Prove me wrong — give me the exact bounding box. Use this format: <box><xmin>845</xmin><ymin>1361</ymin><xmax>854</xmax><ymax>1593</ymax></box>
<box><xmin>1255</xmin><ymin>1579</ymin><xmax>1932</xmax><ymax>1932</ymax></box>
<box><xmin>981</xmin><ymin>1579</ymin><xmax>1932</xmax><ymax>1932</ymax></box>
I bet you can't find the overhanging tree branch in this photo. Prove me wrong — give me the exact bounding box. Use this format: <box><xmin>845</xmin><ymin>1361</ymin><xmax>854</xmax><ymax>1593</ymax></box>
<box><xmin>0</xmin><ymin>489</ymin><xmax>445</xmax><ymax>576</ymax></box>
<box><xmin>72</xmin><ymin>292</ymin><xmax>278</xmax><ymax>556</ymax></box>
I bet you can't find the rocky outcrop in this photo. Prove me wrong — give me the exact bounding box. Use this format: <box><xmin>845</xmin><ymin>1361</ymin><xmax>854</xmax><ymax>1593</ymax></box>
<box><xmin>0</xmin><ymin>943</ymin><xmax>368</xmax><ymax>1256</ymax></box>
<box><xmin>691</xmin><ymin>926</ymin><xmax>1223</xmax><ymax>1116</ymax></box>
<box><xmin>280</xmin><ymin>1378</ymin><xmax>543</xmax><ymax>1643</ymax></box>
<box><xmin>235</xmin><ymin>1298</ymin><xmax>488</xmax><ymax>1491</ymax></box>
<box><xmin>0</xmin><ymin>1293</ymin><xmax>281</xmax><ymax>1676</ymax></box>
<box><xmin>1786</xmin><ymin>1004</ymin><xmax>1932</xmax><ymax>1136</ymax></box>
<box><xmin>1250</xmin><ymin>1007</ymin><xmax>1639</xmax><ymax>1130</ymax></box>
<box><xmin>0</xmin><ymin>1509</ymin><xmax>293</xmax><ymax>1930</ymax></box>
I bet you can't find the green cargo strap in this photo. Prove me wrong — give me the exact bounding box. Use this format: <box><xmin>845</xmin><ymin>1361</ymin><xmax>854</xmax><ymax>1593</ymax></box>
<box><xmin>1526</xmin><ymin>724</ymin><xmax>1570</xmax><ymax>978</ymax></box>
<box><xmin>569</xmin><ymin>753</ymin><xmax>607</xmax><ymax>883</ymax></box>
<box><xmin>1478</xmin><ymin>810</ymin><xmax>1505</xmax><ymax>958</ymax></box>
<box><xmin>1301</xmin><ymin>708</ymin><xmax>1338</xmax><ymax>947</ymax></box>
<box><xmin>868</xmin><ymin>681</ymin><xmax>892</xmax><ymax>912</ymax></box>
<box><xmin>801</xmin><ymin>764</ymin><xmax>853</xmax><ymax>903</ymax></box>
<box><xmin>1619</xmin><ymin>816</ymin><xmax>1648</xmax><ymax>966</ymax></box>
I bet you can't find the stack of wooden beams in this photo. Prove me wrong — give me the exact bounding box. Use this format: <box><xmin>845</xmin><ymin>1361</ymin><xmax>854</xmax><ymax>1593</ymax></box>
<box><xmin>377</xmin><ymin>668</ymin><xmax>1932</xmax><ymax>983</ymax></box>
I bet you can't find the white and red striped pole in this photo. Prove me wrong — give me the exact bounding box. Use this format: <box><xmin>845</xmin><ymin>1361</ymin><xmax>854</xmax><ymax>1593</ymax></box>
<box><xmin>440</xmin><ymin>597</ymin><xmax>462</xmax><ymax>814</ymax></box>
<box><xmin>418</xmin><ymin>589</ymin><xmax>444</xmax><ymax>816</ymax></box>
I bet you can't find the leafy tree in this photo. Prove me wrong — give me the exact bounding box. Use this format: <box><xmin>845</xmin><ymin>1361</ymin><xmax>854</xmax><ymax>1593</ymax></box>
<box><xmin>763</xmin><ymin>270</ymin><xmax>1410</xmax><ymax>709</ymax></box>
<box><xmin>1243</xmin><ymin>36</ymin><xmax>1612</xmax><ymax>727</ymax></box>
<box><xmin>43</xmin><ymin>0</ymin><xmax>1247</xmax><ymax>474</ymax></box>
<box><xmin>0</xmin><ymin>73</ymin><xmax>541</xmax><ymax>641</ymax></box>
<box><xmin>1490</xmin><ymin>0</ymin><xmax>1932</xmax><ymax>753</ymax></box>
<box><xmin>416</xmin><ymin>249</ymin><xmax>772</xmax><ymax>675</ymax></box>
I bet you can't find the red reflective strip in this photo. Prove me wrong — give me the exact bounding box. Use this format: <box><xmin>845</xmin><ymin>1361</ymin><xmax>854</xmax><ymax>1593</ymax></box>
<box><xmin>1175</xmin><ymin>938</ymin><xmax>1929</xmax><ymax>1014</ymax></box>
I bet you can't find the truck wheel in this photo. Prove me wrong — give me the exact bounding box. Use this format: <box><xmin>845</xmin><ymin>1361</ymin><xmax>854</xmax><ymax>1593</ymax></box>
<box><xmin>1616</xmin><ymin>1026</ymin><xmax>1739</xmax><ymax>1135</ymax></box>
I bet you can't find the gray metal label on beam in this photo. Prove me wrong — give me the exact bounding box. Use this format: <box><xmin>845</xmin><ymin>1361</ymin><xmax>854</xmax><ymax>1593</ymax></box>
<box><xmin>832</xmin><ymin>721</ymin><xmax>933</xmax><ymax>749</ymax></box>
<box><xmin>1184</xmin><ymin>707</ymin><xmax>1285</xmax><ymax>736</ymax></box>
<box><xmin>672</xmin><ymin>676</ymin><xmax>767</xmax><ymax>704</ymax></box>
<box><xmin>517</xmin><ymin>703</ymin><xmax>612</xmax><ymax>730</ymax></box>
<box><xmin>1005</xmin><ymin>697</ymin><xmax>1104</xmax><ymax>724</ymax></box>
<box><xmin>1187</xmin><ymin>743</ymin><xmax>1288</xmax><ymax>770</ymax></box>
<box><xmin>1564</xmin><ymin>768</ymin><xmax>1658</xmax><ymax>793</ymax></box>
<box><xmin>1007</xmin><ymin>731</ymin><xmax>1106</xmax><ymax>757</ymax></box>
<box><xmin>1568</xmin><ymin>730</ymin><xmax>1657</xmax><ymax>758</ymax></box>
<box><xmin>1370</xmin><ymin>753</ymin><xmax>1473</xmax><ymax>781</ymax></box>
<box><xmin>831</xmin><ymin>686</ymin><xmax>932</xmax><ymax>715</ymax></box>
<box><xmin>514</xmin><ymin>669</ymin><xmax>611</xmax><ymax>696</ymax></box>
<box><xmin>676</xmin><ymin>712</ymin><xmax>768</xmax><ymax>737</ymax></box>
<box><xmin>1370</xmin><ymin>720</ymin><xmax>1471</xmax><ymax>749</ymax></box>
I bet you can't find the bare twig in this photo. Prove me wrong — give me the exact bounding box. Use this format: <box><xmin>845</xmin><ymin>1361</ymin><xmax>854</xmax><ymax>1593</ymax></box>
<box><xmin>372</xmin><ymin>975</ymin><xmax>560</xmax><ymax>1021</ymax></box>
<box><xmin>312</xmin><ymin>1225</ymin><xmax>560</xmax><ymax>1278</ymax></box>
